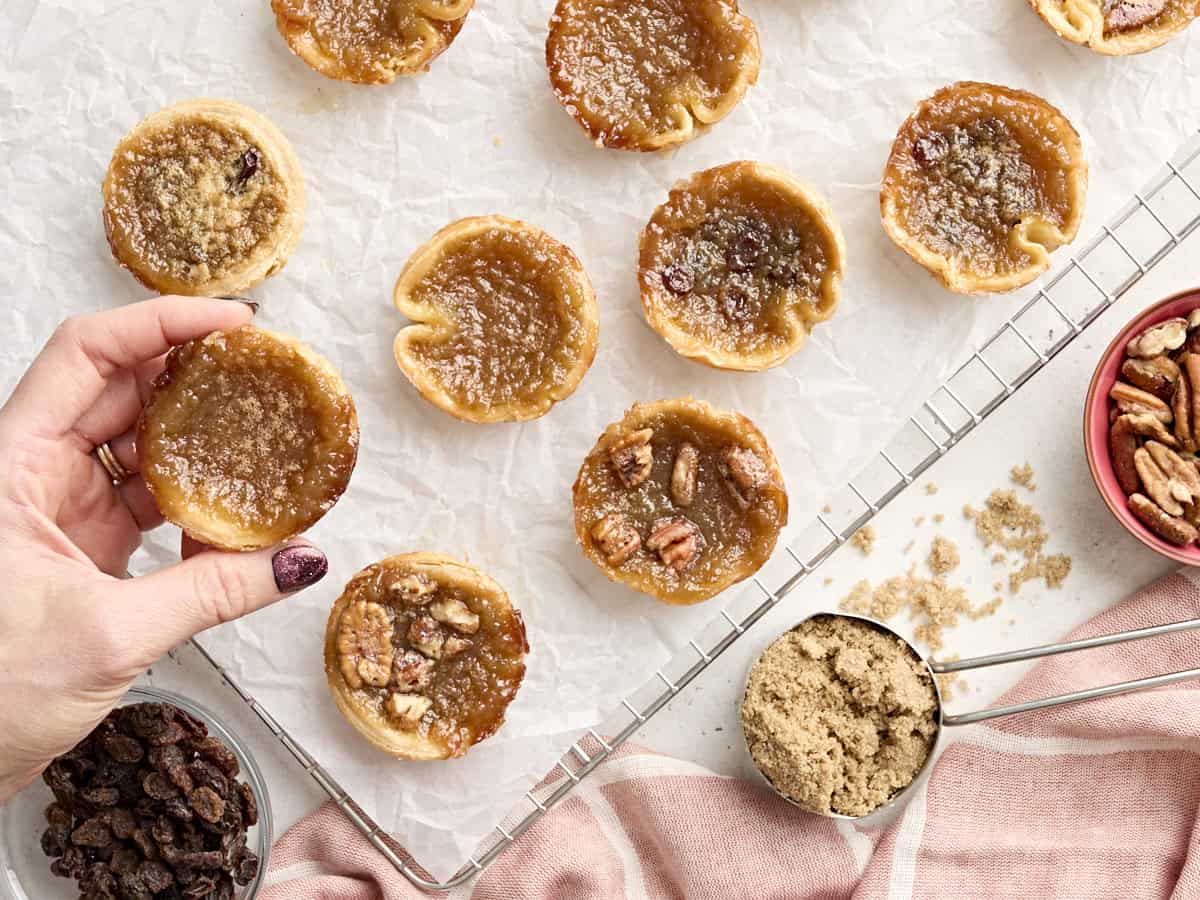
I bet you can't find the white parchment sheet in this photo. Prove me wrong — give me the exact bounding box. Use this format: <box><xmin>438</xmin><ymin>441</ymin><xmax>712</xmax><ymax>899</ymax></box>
<box><xmin>1</xmin><ymin>0</ymin><xmax>1198</xmax><ymax>879</ymax></box>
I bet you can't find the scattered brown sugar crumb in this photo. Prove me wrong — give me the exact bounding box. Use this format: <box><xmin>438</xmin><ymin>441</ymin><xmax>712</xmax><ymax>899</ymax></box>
<box><xmin>925</xmin><ymin>482</ymin><xmax>939</xmax><ymax>495</ymax></box>
<box><xmin>927</xmin><ymin>536</ymin><xmax>960</xmax><ymax>576</ymax></box>
<box><xmin>850</xmin><ymin>525</ymin><xmax>876</xmax><ymax>556</ymax></box>
<box><xmin>965</xmin><ymin>489</ymin><xmax>1071</xmax><ymax>594</ymax></box>
<box><xmin>934</xmin><ymin>656</ymin><xmax>964</xmax><ymax>696</ymax></box>
<box><xmin>840</xmin><ymin>563</ymin><xmax>991</xmax><ymax>653</ymax></box>
<box><xmin>903</xmin><ymin>539</ymin><xmax>915</xmax><ymax>553</ymax></box>
<box><xmin>971</xmin><ymin>596</ymin><xmax>1003</xmax><ymax>619</ymax></box>
<box><xmin>740</xmin><ymin>615</ymin><xmax>939</xmax><ymax>818</ymax></box>
<box><xmin>993</xmin><ymin>581</ymin><xmax>1004</xmax><ymax>593</ymax></box>
<box><xmin>823</xmin><ymin>577</ymin><xmax>834</xmax><ymax>586</ymax></box>
<box><xmin>991</xmin><ymin>552</ymin><xmax>1007</xmax><ymax>565</ymax></box>
<box><xmin>913</xmin><ymin>515</ymin><xmax>926</xmax><ymax>526</ymax></box>
<box><xmin>822</xmin><ymin>504</ymin><xmax>833</xmax><ymax>514</ymax></box>
<box><xmin>1010</xmin><ymin>463</ymin><xmax>1036</xmax><ymax>491</ymax></box>
<box><xmin>933</xmin><ymin>514</ymin><xmax>944</xmax><ymax>524</ymax></box>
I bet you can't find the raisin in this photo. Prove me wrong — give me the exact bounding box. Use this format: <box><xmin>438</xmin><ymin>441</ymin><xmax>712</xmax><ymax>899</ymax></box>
<box><xmin>45</xmin><ymin>802</ymin><xmax>73</xmax><ymax>831</ymax></box>
<box><xmin>101</xmin><ymin>732</ymin><xmax>145</xmax><ymax>765</ymax></box>
<box><xmin>151</xmin><ymin>814</ymin><xmax>176</xmax><ymax>846</ymax></box>
<box><xmin>227</xmin><ymin>147</ymin><xmax>262</xmax><ymax>196</ymax></box>
<box><xmin>234</xmin><ymin>853</ymin><xmax>259</xmax><ymax>886</ymax></box>
<box><xmin>131</xmin><ymin>828</ymin><xmax>159</xmax><ymax>861</ymax></box>
<box><xmin>118</xmin><ymin>870</ymin><xmax>154</xmax><ymax>900</ymax></box>
<box><xmin>124</xmin><ymin>704</ymin><xmax>171</xmax><ymax>740</ymax></box>
<box><xmin>662</xmin><ymin>263</ymin><xmax>694</xmax><ymax>294</ymax></box>
<box><xmin>175</xmin><ymin>709</ymin><xmax>209</xmax><ymax>740</ymax></box>
<box><xmin>143</xmin><ymin>772</ymin><xmax>179</xmax><ymax>801</ymax></box>
<box><xmin>188</xmin><ymin>760</ymin><xmax>228</xmax><ymax>797</ymax></box>
<box><xmin>81</xmin><ymin>786</ymin><xmax>121</xmax><ymax>807</ymax></box>
<box><xmin>189</xmin><ymin>787</ymin><xmax>225</xmax><ymax>824</ymax></box>
<box><xmin>726</xmin><ymin>229</ymin><xmax>766</xmax><ymax>272</ymax></box>
<box><xmin>164</xmin><ymin>795</ymin><xmax>195</xmax><ymax>823</ymax></box>
<box><xmin>80</xmin><ymin>861</ymin><xmax>118</xmax><ymax>895</ymax></box>
<box><xmin>140</xmin><ymin>859</ymin><xmax>175</xmax><ymax>892</ymax></box>
<box><xmin>43</xmin><ymin>761</ymin><xmax>77</xmax><ymax>805</ymax></box>
<box><xmin>111</xmin><ymin>846</ymin><xmax>140</xmax><ymax>875</ymax></box>
<box><xmin>71</xmin><ymin>817</ymin><xmax>113</xmax><ymax>848</ymax></box>
<box><xmin>147</xmin><ymin>721</ymin><xmax>186</xmax><ymax>747</ymax></box>
<box><xmin>913</xmin><ymin>132</ymin><xmax>948</xmax><ymax>168</ymax></box>
<box><xmin>40</xmin><ymin>828</ymin><xmax>68</xmax><ymax>858</ymax></box>
<box><xmin>238</xmin><ymin>783</ymin><xmax>258</xmax><ymax>827</ymax></box>
<box><xmin>193</xmin><ymin>738</ymin><xmax>240</xmax><ymax>778</ymax></box>
<box><xmin>106</xmin><ymin>807</ymin><xmax>137</xmax><ymax>840</ymax></box>
<box><xmin>184</xmin><ymin>876</ymin><xmax>217</xmax><ymax>898</ymax></box>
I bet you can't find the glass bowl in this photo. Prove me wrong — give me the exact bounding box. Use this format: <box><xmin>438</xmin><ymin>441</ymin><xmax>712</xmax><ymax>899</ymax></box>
<box><xmin>0</xmin><ymin>686</ymin><xmax>273</xmax><ymax>899</ymax></box>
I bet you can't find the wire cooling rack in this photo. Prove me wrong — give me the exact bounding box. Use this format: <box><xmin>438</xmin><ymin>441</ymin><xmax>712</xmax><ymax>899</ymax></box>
<box><xmin>180</xmin><ymin>130</ymin><xmax>1200</xmax><ymax>892</ymax></box>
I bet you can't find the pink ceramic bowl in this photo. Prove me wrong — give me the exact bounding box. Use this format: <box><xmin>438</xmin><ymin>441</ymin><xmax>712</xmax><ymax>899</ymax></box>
<box><xmin>1084</xmin><ymin>287</ymin><xmax>1200</xmax><ymax>566</ymax></box>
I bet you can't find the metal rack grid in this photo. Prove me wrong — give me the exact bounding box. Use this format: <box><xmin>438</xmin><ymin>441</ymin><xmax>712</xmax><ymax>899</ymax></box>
<box><xmin>184</xmin><ymin>129</ymin><xmax>1200</xmax><ymax>892</ymax></box>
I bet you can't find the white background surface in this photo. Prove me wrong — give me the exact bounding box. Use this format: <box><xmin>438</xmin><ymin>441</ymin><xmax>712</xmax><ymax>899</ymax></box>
<box><xmin>1</xmin><ymin>0</ymin><xmax>1198</xmax><ymax>885</ymax></box>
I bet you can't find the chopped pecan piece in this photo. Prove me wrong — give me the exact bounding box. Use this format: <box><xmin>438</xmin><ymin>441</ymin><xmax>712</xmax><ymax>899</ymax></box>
<box><xmin>646</xmin><ymin>517</ymin><xmax>705</xmax><ymax>571</ymax></box>
<box><xmin>1104</xmin><ymin>0</ymin><xmax>1168</xmax><ymax>31</ymax></box>
<box><xmin>1127</xmin><ymin>318</ymin><xmax>1187</xmax><ymax>359</ymax></box>
<box><xmin>1129</xmin><ymin>493</ymin><xmax>1198</xmax><ymax>546</ymax></box>
<box><xmin>392</xmin><ymin>650</ymin><xmax>435</xmax><ymax>692</ymax></box>
<box><xmin>391</xmin><ymin>573</ymin><xmax>437</xmax><ymax>604</ymax></box>
<box><xmin>429</xmin><ymin>597</ymin><xmax>480</xmax><ymax>635</ymax></box>
<box><xmin>386</xmin><ymin>694</ymin><xmax>433</xmax><ymax>731</ymax></box>
<box><xmin>1111</xmin><ymin>381</ymin><xmax>1173</xmax><ymax>423</ymax></box>
<box><xmin>407</xmin><ymin>615</ymin><xmax>445</xmax><ymax>660</ymax></box>
<box><xmin>670</xmin><ymin>443</ymin><xmax>699</xmax><ymax>507</ymax></box>
<box><xmin>1121</xmin><ymin>356</ymin><xmax>1179</xmax><ymax>400</ymax></box>
<box><xmin>719</xmin><ymin>446</ymin><xmax>769</xmax><ymax>509</ymax></box>
<box><xmin>608</xmin><ymin>429</ymin><xmax>654</xmax><ymax>488</ymax></box>
<box><xmin>1133</xmin><ymin>446</ymin><xmax>1184</xmax><ymax>516</ymax></box>
<box><xmin>1110</xmin><ymin>416</ymin><xmax>1140</xmax><ymax>496</ymax></box>
<box><xmin>591</xmin><ymin>514</ymin><xmax>641</xmax><ymax>566</ymax></box>
<box><xmin>443</xmin><ymin>636</ymin><xmax>472</xmax><ymax>658</ymax></box>
<box><xmin>336</xmin><ymin>601</ymin><xmax>394</xmax><ymax>690</ymax></box>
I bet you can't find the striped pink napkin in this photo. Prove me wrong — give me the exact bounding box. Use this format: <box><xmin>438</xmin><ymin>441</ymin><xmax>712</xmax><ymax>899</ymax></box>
<box><xmin>262</xmin><ymin>570</ymin><xmax>1200</xmax><ymax>899</ymax></box>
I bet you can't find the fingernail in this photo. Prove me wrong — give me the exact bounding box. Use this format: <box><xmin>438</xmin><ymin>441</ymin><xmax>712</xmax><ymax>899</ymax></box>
<box><xmin>218</xmin><ymin>296</ymin><xmax>260</xmax><ymax>314</ymax></box>
<box><xmin>272</xmin><ymin>545</ymin><xmax>328</xmax><ymax>593</ymax></box>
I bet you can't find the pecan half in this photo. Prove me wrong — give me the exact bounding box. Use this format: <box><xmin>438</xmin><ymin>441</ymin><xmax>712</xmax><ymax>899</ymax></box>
<box><xmin>337</xmin><ymin>601</ymin><xmax>394</xmax><ymax>690</ymax></box>
<box><xmin>1104</xmin><ymin>0</ymin><xmax>1169</xmax><ymax>32</ymax></box>
<box><xmin>407</xmin><ymin>615</ymin><xmax>445</xmax><ymax>660</ymax></box>
<box><xmin>392</xmin><ymin>650</ymin><xmax>435</xmax><ymax>692</ymax></box>
<box><xmin>1127</xmin><ymin>318</ymin><xmax>1187</xmax><ymax>359</ymax></box>
<box><xmin>1121</xmin><ymin>356</ymin><xmax>1179</xmax><ymax>400</ymax></box>
<box><xmin>720</xmin><ymin>446</ymin><xmax>769</xmax><ymax>509</ymax></box>
<box><xmin>645</xmin><ymin>517</ymin><xmax>705</xmax><ymax>571</ymax></box>
<box><xmin>1110</xmin><ymin>416</ymin><xmax>1140</xmax><ymax>496</ymax></box>
<box><xmin>1111</xmin><ymin>381</ymin><xmax>1173</xmax><ymax>423</ymax></box>
<box><xmin>591</xmin><ymin>513</ymin><xmax>641</xmax><ymax>566</ymax></box>
<box><xmin>386</xmin><ymin>694</ymin><xmax>433</xmax><ymax>730</ymax></box>
<box><xmin>609</xmin><ymin>429</ymin><xmax>654</xmax><ymax>488</ymax></box>
<box><xmin>391</xmin><ymin>573</ymin><xmax>437</xmax><ymax>605</ymax></box>
<box><xmin>671</xmin><ymin>443</ymin><xmax>699</xmax><ymax>507</ymax></box>
<box><xmin>1133</xmin><ymin>446</ymin><xmax>1183</xmax><ymax>516</ymax></box>
<box><xmin>1174</xmin><ymin>364</ymin><xmax>1196</xmax><ymax>452</ymax></box>
<box><xmin>1129</xmin><ymin>493</ymin><xmax>1198</xmax><ymax>546</ymax></box>
<box><xmin>1146</xmin><ymin>440</ymin><xmax>1200</xmax><ymax>500</ymax></box>
<box><xmin>1119</xmin><ymin>412</ymin><xmax>1178</xmax><ymax>448</ymax></box>
<box><xmin>429</xmin><ymin>597</ymin><xmax>480</xmax><ymax>635</ymax></box>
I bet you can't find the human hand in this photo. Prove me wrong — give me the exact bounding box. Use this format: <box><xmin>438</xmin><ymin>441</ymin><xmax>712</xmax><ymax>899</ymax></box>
<box><xmin>0</xmin><ymin>297</ymin><xmax>329</xmax><ymax>802</ymax></box>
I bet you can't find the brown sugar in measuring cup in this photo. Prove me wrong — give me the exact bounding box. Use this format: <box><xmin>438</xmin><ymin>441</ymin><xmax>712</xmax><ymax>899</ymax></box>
<box><xmin>741</xmin><ymin>611</ymin><xmax>1200</xmax><ymax>822</ymax></box>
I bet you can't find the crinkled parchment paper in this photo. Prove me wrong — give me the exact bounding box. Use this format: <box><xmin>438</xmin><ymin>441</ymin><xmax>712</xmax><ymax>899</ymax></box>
<box><xmin>1</xmin><ymin>0</ymin><xmax>1197</xmax><ymax>880</ymax></box>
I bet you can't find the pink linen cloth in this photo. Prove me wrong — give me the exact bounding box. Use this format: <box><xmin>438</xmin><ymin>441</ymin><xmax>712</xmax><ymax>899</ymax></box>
<box><xmin>261</xmin><ymin>570</ymin><xmax>1200</xmax><ymax>899</ymax></box>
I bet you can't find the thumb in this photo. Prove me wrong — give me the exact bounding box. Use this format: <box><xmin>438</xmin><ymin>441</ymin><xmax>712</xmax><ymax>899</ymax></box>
<box><xmin>115</xmin><ymin>541</ymin><xmax>329</xmax><ymax>661</ymax></box>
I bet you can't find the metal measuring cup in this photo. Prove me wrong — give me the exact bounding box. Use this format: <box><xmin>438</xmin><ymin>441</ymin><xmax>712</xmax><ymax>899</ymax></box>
<box><xmin>740</xmin><ymin>611</ymin><xmax>1200</xmax><ymax>826</ymax></box>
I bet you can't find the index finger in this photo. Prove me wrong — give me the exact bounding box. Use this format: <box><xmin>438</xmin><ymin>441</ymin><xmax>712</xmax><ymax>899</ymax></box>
<box><xmin>2</xmin><ymin>296</ymin><xmax>254</xmax><ymax>439</ymax></box>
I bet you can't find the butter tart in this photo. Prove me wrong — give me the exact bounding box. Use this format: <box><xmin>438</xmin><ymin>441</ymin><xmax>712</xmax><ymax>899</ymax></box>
<box><xmin>545</xmin><ymin>0</ymin><xmax>761</xmax><ymax>152</ymax></box>
<box><xmin>102</xmin><ymin>100</ymin><xmax>305</xmax><ymax>297</ymax></box>
<box><xmin>880</xmin><ymin>82</ymin><xmax>1088</xmax><ymax>295</ymax></box>
<box><xmin>324</xmin><ymin>553</ymin><xmax>528</xmax><ymax>760</ymax></box>
<box><xmin>573</xmin><ymin>399</ymin><xmax>787</xmax><ymax>605</ymax></box>
<box><xmin>271</xmin><ymin>0</ymin><xmax>474</xmax><ymax>83</ymax></box>
<box><xmin>1029</xmin><ymin>0</ymin><xmax>1197</xmax><ymax>55</ymax></box>
<box><xmin>393</xmin><ymin>215</ymin><xmax>599</xmax><ymax>423</ymax></box>
<box><xmin>138</xmin><ymin>326</ymin><xmax>359</xmax><ymax>551</ymax></box>
<box><xmin>638</xmin><ymin>162</ymin><xmax>846</xmax><ymax>371</ymax></box>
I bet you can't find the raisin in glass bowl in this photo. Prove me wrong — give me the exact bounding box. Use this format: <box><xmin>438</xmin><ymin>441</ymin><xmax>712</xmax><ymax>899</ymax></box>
<box><xmin>0</xmin><ymin>686</ymin><xmax>272</xmax><ymax>900</ymax></box>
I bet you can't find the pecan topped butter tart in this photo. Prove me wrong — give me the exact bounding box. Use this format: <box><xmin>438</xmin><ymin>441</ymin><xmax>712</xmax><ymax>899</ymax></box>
<box><xmin>1029</xmin><ymin>0</ymin><xmax>1197</xmax><ymax>55</ymax></box>
<box><xmin>880</xmin><ymin>82</ymin><xmax>1088</xmax><ymax>295</ymax></box>
<box><xmin>573</xmin><ymin>399</ymin><xmax>787</xmax><ymax>605</ymax></box>
<box><xmin>325</xmin><ymin>554</ymin><xmax>528</xmax><ymax>760</ymax></box>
